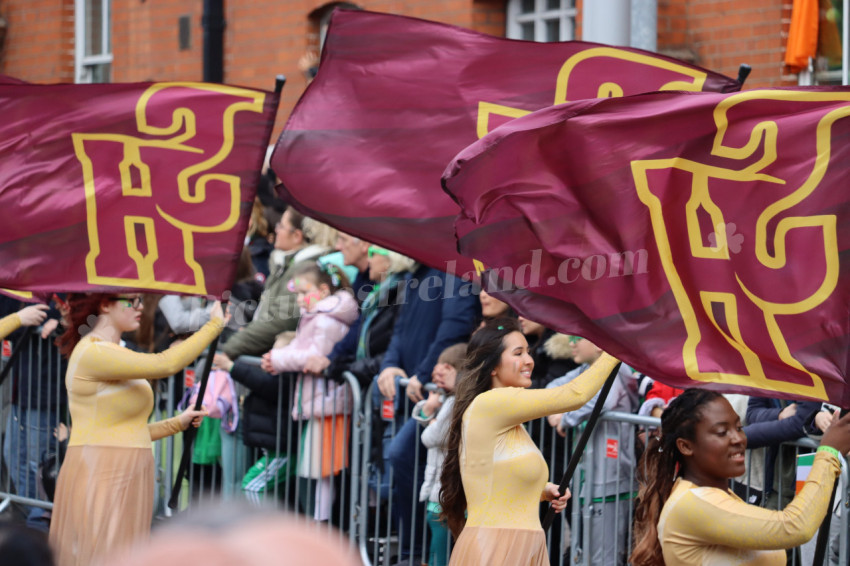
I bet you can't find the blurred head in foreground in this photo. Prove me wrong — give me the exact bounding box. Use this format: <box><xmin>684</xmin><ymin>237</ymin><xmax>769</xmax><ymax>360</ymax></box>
<box><xmin>111</xmin><ymin>503</ymin><xmax>360</xmax><ymax>566</ymax></box>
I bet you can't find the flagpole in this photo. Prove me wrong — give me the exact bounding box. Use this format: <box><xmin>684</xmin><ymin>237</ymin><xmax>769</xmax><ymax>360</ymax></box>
<box><xmin>541</xmin><ymin>362</ymin><xmax>621</xmax><ymax>531</ymax></box>
<box><xmin>737</xmin><ymin>63</ymin><xmax>752</xmax><ymax>87</ymax></box>
<box><xmin>0</xmin><ymin>326</ymin><xmax>34</xmax><ymax>387</ymax></box>
<box><xmin>812</xmin><ymin>478</ymin><xmax>839</xmax><ymax>565</ymax></box>
<box><xmin>167</xmin><ymin>334</ymin><xmax>219</xmax><ymax>509</ymax></box>
<box><xmin>812</xmin><ymin>412</ymin><xmax>846</xmax><ymax>565</ymax></box>
<box><xmin>168</xmin><ymin>73</ymin><xmax>283</xmax><ymax>509</ymax></box>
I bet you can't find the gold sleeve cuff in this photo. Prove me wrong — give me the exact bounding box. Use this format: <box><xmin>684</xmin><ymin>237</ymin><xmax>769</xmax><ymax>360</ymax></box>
<box><xmin>0</xmin><ymin>313</ymin><xmax>22</xmax><ymax>341</ymax></box>
<box><xmin>209</xmin><ymin>316</ymin><xmax>225</xmax><ymax>332</ymax></box>
<box><xmin>149</xmin><ymin>416</ymin><xmax>184</xmax><ymax>441</ymax></box>
<box><xmin>563</xmin><ymin>353</ymin><xmax>620</xmax><ymax>408</ymax></box>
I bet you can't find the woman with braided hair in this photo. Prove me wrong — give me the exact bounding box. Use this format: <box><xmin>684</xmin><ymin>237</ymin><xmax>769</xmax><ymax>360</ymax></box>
<box><xmin>631</xmin><ymin>388</ymin><xmax>850</xmax><ymax>566</ymax></box>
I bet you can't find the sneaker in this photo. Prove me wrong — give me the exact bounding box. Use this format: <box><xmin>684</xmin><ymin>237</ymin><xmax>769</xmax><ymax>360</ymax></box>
<box><xmin>242</xmin><ymin>454</ymin><xmax>289</xmax><ymax>494</ymax></box>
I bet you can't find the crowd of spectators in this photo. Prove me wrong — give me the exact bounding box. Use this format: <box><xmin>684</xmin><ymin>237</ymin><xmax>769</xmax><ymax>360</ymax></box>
<box><xmin>0</xmin><ymin>187</ymin><xmax>845</xmax><ymax>566</ymax></box>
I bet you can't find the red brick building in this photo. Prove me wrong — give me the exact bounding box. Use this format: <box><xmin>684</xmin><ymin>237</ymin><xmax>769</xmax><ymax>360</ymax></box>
<box><xmin>0</xmin><ymin>1</ymin><xmax>843</xmax><ymax>140</ymax></box>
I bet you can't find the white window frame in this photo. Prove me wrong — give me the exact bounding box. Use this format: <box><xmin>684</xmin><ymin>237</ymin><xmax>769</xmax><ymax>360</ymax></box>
<box><xmin>809</xmin><ymin>0</ymin><xmax>848</xmax><ymax>85</ymax></box>
<box><xmin>506</xmin><ymin>0</ymin><xmax>577</xmax><ymax>42</ymax></box>
<box><xmin>75</xmin><ymin>0</ymin><xmax>112</xmax><ymax>83</ymax></box>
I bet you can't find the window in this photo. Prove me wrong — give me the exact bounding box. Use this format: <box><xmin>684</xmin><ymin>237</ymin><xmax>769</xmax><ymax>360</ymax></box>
<box><xmin>506</xmin><ymin>0</ymin><xmax>576</xmax><ymax>42</ymax></box>
<box><xmin>178</xmin><ymin>15</ymin><xmax>192</xmax><ymax>51</ymax></box>
<box><xmin>75</xmin><ymin>0</ymin><xmax>112</xmax><ymax>83</ymax></box>
<box><xmin>813</xmin><ymin>0</ymin><xmax>846</xmax><ymax>85</ymax></box>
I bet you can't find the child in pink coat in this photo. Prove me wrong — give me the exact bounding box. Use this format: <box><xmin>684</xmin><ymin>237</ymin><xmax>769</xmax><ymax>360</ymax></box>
<box><xmin>261</xmin><ymin>262</ymin><xmax>358</xmax><ymax>520</ymax></box>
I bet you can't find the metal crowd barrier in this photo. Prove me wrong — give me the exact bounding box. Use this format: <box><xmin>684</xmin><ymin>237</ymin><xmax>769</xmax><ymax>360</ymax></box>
<box><xmin>0</xmin><ymin>341</ymin><xmax>366</xmax><ymax>546</ymax></box>
<box><xmin>353</xmin><ymin>376</ymin><xmax>438</xmax><ymax>566</ymax></box>
<box><xmin>577</xmin><ymin>411</ymin><xmax>850</xmax><ymax>566</ymax></box>
<box><xmin>155</xmin><ymin>355</ymin><xmax>364</xmax><ymax>548</ymax></box>
<box><xmin>353</xmin><ymin>378</ymin><xmax>587</xmax><ymax>566</ymax></box>
<box><xmin>0</xmin><ymin>331</ymin><xmax>64</xmax><ymax>523</ymax></box>
<box><xmin>1</xmin><ymin>336</ymin><xmax>848</xmax><ymax>566</ymax></box>
<box><xmin>352</xmin><ymin>403</ymin><xmax>850</xmax><ymax>566</ymax></box>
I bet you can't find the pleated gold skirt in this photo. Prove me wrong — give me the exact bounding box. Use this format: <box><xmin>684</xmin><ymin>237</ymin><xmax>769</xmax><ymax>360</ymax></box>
<box><xmin>449</xmin><ymin>526</ymin><xmax>549</xmax><ymax>566</ymax></box>
<box><xmin>49</xmin><ymin>445</ymin><xmax>154</xmax><ymax>566</ymax></box>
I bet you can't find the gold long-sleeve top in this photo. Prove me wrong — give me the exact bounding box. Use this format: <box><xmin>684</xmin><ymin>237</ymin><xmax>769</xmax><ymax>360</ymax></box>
<box><xmin>659</xmin><ymin>451</ymin><xmax>841</xmax><ymax>565</ymax></box>
<box><xmin>66</xmin><ymin>318</ymin><xmax>224</xmax><ymax>448</ymax></box>
<box><xmin>0</xmin><ymin>313</ymin><xmax>21</xmax><ymax>341</ymax></box>
<box><xmin>460</xmin><ymin>353</ymin><xmax>619</xmax><ymax>531</ymax></box>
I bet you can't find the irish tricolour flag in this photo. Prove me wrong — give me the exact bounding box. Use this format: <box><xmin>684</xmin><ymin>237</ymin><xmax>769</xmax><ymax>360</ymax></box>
<box><xmin>796</xmin><ymin>453</ymin><xmax>815</xmax><ymax>495</ymax></box>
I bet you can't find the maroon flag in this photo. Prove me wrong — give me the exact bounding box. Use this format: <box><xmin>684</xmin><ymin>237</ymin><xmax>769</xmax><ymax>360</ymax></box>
<box><xmin>0</xmin><ymin>289</ymin><xmax>47</xmax><ymax>303</ymax></box>
<box><xmin>272</xmin><ymin>9</ymin><xmax>740</xmax><ymax>277</ymax></box>
<box><xmin>0</xmin><ymin>80</ymin><xmax>278</xmax><ymax>298</ymax></box>
<box><xmin>443</xmin><ymin>88</ymin><xmax>850</xmax><ymax>405</ymax></box>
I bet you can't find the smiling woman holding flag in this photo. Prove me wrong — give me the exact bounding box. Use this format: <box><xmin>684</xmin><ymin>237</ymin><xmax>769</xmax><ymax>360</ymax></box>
<box><xmin>439</xmin><ymin>318</ymin><xmax>619</xmax><ymax>565</ymax></box>
<box><xmin>48</xmin><ymin>293</ymin><xmax>224</xmax><ymax>566</ymax></box>
<box><xmin>631</xmin><ymin>388</ymin><xmax>850</xmax><ymax>566</ymax></box>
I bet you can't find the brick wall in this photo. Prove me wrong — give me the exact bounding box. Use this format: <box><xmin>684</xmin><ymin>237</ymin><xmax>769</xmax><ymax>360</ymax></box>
<box><xmin>658</xmin><ymin>0</ymin><xmax>798</xmax><ymax>88</ymax></box>
<box><xmin>0</xmin><ymin>0</ymin><xmax>805</xmax><ymax>138</ymax></box>
<box><xmin>112</xmin><ymin>0</ymin><xmax>203</xmax><ymax>83</ymax></box>
<box><xmin>93</xmin><ymin>1</ymin><xmax>508</xmax><ymax>143</ymax></box>
<box><xmin>0</xmin><ymin>0</ymin><xmax>74</xmax><ymax>82</ymax></box>
<box><xmin>219</xmin><ymin>0</ymin><xmax>510</xmax><ymax>143</ymax></box>
<box><xmin>0</xmin><ymin>0</ymin><xmax>509</xmax><ymax>146</ymax></box>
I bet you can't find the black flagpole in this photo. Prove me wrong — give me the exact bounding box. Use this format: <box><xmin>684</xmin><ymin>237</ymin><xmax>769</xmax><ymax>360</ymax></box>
<box><xmin>811</xmin><ymin>477</ymin><xmax>838</xmax><ymax>565</ymax></box>
<box><xmin>0</xmin><ymin>326</ymin><xmax>35</xmax><ymax>388</ymax></box>
<box><xmin>169</xmin><ymin>70</ymin><xmax>283</xmax><ymax>508</ymax></box>
<box><xmin>812</xmin><ymin>406</ymin><xmax>846</xmax><ymax>566</ymax></box>
<box><xmin>737</xmin><ymin>63</ymin><xmax>752</xmax><ymax>87</ymax></box>
<box><xmin>542</xmin><ymin>362</ymin><xmax>621</xmax><ymax>531</ymax></box>
<box><xmin>168</xmin><ymin>334</ymin><xmax>219</xmax><ymax>509</ymax></box>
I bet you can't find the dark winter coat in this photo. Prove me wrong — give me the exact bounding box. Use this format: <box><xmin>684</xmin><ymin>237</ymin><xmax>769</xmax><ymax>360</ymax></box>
<box><xmin>229</xmin><ymin>360</ymin><xmax>294</xmax><ymax>451</ymax></box>
<box><xmin>0</xmin><ymin>296</ymin><xmax>67</xmax><ymax>410</ymax></box>
<box><xmin>380</xmin><ymin>266</ymin><xmax>479</xmax><ymax>384</ymax></box>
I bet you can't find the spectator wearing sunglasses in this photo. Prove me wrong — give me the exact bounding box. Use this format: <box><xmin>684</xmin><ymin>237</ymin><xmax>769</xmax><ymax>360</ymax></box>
<box><xmin>305</xmin><ymin>244</ymin><xmax>414</xmax><ymax>389</ymax></box>
<box><xmin>375</xmin><ymin>262</ymin><xmax>479</xmax><ymax>564</ymax></box>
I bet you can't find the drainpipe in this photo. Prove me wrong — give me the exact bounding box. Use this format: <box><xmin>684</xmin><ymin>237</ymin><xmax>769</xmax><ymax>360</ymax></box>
<box><xmin>202</xmin><ymin>0</ymin><xmax>224</xmax><ymax>83</ymax></box>
<box><xmin>631</xmin><ymin>0</ymin><xmax>657</xmax><ymax>52</ymax></box>
<box><xmin>583</xmin><ymin>0</ymin><xmax>631</xmax><ymax>46</ymax></box>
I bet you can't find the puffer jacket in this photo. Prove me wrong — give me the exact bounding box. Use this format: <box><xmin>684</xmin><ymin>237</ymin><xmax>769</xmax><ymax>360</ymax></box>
<box><xmin>529</xmin><ymin>330</ymin><xmax>578</xmax><ymax>389</ymax></box>
<box><xmin>221</xmin><ymin>244</ymin><xmax>328</xmax><ymax>358</ymax></box>
<box><xmin>417</xmin><ymin>395</ymin><xmax>455</xmax><ymax>504</ymax></box>
<box><xmin>269</xmin><ymin>290</ymin><xmax>359</xmax><ymax>418</ymax></box>
<box><xmin>158</xmin><ymin>295</ymin><xmax>212</xmax><ymax>335</ymax></box>
<box><xmin>550</xmin><ymin>362</ymin><xmax>639</xmax><ymax>499</ymax></box>
<box><xmin>229</xmin><ymin>361</ymin><xmax>293</xmax><ymax>451</ymax></box>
